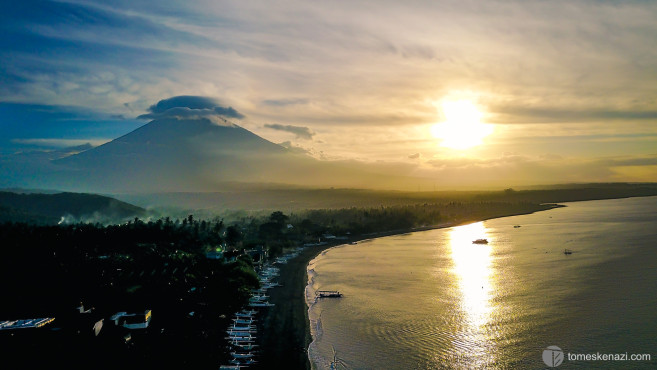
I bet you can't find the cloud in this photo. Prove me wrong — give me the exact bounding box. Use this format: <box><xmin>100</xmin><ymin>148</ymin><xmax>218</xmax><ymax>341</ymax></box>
<box><xmin>426</xmin><ymin>153</ymin><xmax>537</xmax><ymax>170</ymax></box>
<box><xmin>413</xmin><ymin>153</ymin><xmax>612</xmax><ymax>187</ymax></box>
<box><xmin>214</xmin><ymin>106</ymin><xmax>244</xmax><ymax>119</ymax></box>
<box><xmin>278</xmin><ymin>140</ymin><xmax>313</xmax><ymax>155</ymax></box>
<box><xmin>2</xmin><ymin>0</ymin><xmax>657</xmax><ymax>185</ymax></box>
<box><xmin>265</xmin><ymin>124</ymin><xmax>315</xmax><ymax>140</ymax></box>
<box><xmin>147</xmin><ymin>96</ymin><xmax>220</xmax><ymax>113</ymax></box>
<box><xmin>137</xmin><ymin>96</ymin><xmax>245</xmax><ymax>121</ymax></box>
<box><xmin>490</xmin><ymin>105</ymin><xmax>657</xmax><ymax>124</ymax></box>
<box><xmin>262</xmin><ymin>98</ymin><xmax>309</xmax><ymax>106</ymax></box>
<box><xmin>597</xmin><ymin>156</ymin><xmax>657</xmax><ymax>167</ymax></box>
<box><xmin>11</xmin><ymin>138</ymin><xmax>108</xmax><ymax>149</ymax></box>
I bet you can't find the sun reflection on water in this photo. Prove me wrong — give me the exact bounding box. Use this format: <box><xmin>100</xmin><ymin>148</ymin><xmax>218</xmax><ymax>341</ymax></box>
<box><xmin>448</xmin><ymin>221</ymin><xmax>496</xmax><ymax>366</ymax></box>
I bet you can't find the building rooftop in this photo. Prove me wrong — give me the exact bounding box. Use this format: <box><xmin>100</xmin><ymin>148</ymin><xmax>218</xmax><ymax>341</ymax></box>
<box><xmin>0</xmin><ymin>318</ymin><xmax>55</xmax><ymax>330</ymax></box>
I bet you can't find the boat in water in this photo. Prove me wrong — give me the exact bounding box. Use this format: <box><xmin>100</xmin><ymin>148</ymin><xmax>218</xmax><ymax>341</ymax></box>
<box><xmin>564</xmin><ymin>249</ymin><xmax>573</xmax><ymax>255</ymax></box>
<box><xmin>472</xmin><ymin>239</ymin><xmax>488</xmax><ymax>244</ymax></box>
<box><xmin>316</xmin><ymin>290</ymin><xmax>343</xmax><ymax>298</ymax></box>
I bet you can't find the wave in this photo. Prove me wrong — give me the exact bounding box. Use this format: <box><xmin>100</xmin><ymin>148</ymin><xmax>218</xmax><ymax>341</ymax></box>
<box><xmin>305</xmin><ymin>243</ymin><xmax>349</xmax><ymax>370</ymax></box>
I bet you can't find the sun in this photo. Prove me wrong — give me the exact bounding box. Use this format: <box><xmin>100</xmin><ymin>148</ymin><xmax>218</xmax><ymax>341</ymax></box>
<box><xmin>431</xmin><ymin>100</ymin><xmax>493</xmax><ymax>150</ymax></box>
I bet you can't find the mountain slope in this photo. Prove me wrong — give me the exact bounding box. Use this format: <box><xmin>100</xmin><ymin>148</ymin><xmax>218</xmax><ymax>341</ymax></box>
<box><xmin>45</xmin><ymin>117</ymin><xmax>416</xmax><ymax>192</ymax></box>
<box><xmin>0</xmin><ymin>191</ymin><xmax>145</xmax><ymax>224</ymax></box>
<box><xmin>2</xmin><ymin>116</ymin><xmax>425</xmax><ymax>193</ymax></box>
<box><xmin>53</xmin><ymin>117</ymin><xmax>292</xmax><ymax>192</ymax></box>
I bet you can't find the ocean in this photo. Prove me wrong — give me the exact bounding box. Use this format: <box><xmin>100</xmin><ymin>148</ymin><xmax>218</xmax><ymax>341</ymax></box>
<box><xmin>306</xmin><ymin>196</ymin><xmax>657</xmax><ymax>369</ymax></box>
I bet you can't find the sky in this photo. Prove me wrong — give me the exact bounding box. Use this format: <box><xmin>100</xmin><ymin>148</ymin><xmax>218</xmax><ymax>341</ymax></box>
<box><xmin>1</xmin><ymin>0</ymin><xmax>657</xmax><ymax>188</ymax></box>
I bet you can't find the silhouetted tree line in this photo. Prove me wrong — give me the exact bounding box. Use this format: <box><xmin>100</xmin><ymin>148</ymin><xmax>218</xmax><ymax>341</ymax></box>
<box><xmin>280</xmin><ymin>201</ymin><xmax>552</xmax><ymax>236</ymax></box>
<box><xmin>224</xmin><ymin>201</ymin><xmax>555</xmax><ymax>254</ymax></box>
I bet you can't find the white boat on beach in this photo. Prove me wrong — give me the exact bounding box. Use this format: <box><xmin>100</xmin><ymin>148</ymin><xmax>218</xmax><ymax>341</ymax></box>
<box><xmin>231</xmin><ymin>352</ymin><xmax>254</xmax><ymax>359</ymax></box>
<box><xmin>228</xmin><ymin>338</ymin><xmax>255</xmax><ymax>345</ymax></box>
<box><xmin>227</xmin><ymin>332</ymin><xmax>256</xmax><ymax>338</ymax></box>
<box><xmin>227</xmin><ymin>328</ymin><xmax>256</xmax><ymax>334</ymax></box>
<box><xmin>226</xmin><ymin>336</ymin><xmax>256</xmax><ymax>342</ymax></box>
<box><xmin>249</xmin><ymin>302</ymin><xmax>274</xmax><ymax>307</ymax></box>
<box><xmin>249</xmin><ymin>294</ymin><xmax>269</xmax><ymax>301</ymax></box>
<box><xmin>230</xmin><ymin>358</ymin><xmax>257</xmax><ymax>366</ymax></box>
<box><xmin>233</xmin><ymin>343</ymin><xmax>258</xmax><ymax>351</ymax></box>
<box><xmin>229</xmin><ymin>336</ymin><xmax>255</xmax><ymax>342</ymax></box>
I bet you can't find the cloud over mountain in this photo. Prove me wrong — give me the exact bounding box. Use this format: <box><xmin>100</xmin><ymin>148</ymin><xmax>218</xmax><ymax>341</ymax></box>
<box><xmin>264</xmin><ymin>123</ymin><xmax>315</xmax><ymax>140</ymax></box>
<box><xmin>137</xmin><ymin>96</ymin><xmax>245</xmax><ymax>121</ymax></box>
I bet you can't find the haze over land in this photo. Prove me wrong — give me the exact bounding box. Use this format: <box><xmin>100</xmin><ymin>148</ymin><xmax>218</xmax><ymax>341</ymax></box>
<box><xmin>1</xmin><ymin>1</ymin><xmax>657</xmax><ymax>192</ymax></box>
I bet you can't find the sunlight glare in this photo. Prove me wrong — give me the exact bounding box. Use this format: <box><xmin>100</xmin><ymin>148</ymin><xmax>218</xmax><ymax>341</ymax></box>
<box><xmin>449</xmin><ymin>222</ymin><xmax>493</xmax><ymax>329</ymax></box>
<box><xmin>448</xmin><ymin>221</ymin><xmax>496</xmax><ymax>366</ymax></box>
<box><xmin>449</xmin><ymin>222</ymin><xmax>495</xmax><ymax>368</ymax></box>
<box><xmin>431</xmin><ymin>100</ymin><xmax>493</xmax><ymax>150</ymax></box>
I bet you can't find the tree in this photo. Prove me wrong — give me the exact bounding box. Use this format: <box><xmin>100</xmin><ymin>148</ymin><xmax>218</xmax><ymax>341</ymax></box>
<box><xmin>269</xmin><ymin>211</ymin><xmax>288</xmax><ymax>226</ymax></box>
<box><xmin>258</xmin><ymin>222</ymin><xmax>283</xmax><ymax>240</ymax></box>
<box><xmin>225</xmin><ymin>225</ymin><xmax>243</xmax><ymax>247</ymax></box>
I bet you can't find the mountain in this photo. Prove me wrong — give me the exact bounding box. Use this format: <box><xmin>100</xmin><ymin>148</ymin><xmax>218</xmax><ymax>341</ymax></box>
<box><xmin>0</xmin><ymin>191</ymin><xmax>146</xmax><ymax>224</ymax></box>
<box><xmin>39</xmin><ymin>117</ymin><xmax>416</xmax><ymax>192</ymax></box>
<box><xmin>52</xmin><ymin>117</ymin><xmax>288</xmax><ymax>192</ymax></box>
<box><xmin>1</xmin><ymin>117</ymin><xmax>424</xmax><ymax>193</ymax></box>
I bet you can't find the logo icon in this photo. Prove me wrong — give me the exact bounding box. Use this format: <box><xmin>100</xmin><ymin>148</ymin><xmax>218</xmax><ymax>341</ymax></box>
<box><xmin>543</xmin><ymin>345</ymin><xmax>564</xmax><ymax>367</ymax></box>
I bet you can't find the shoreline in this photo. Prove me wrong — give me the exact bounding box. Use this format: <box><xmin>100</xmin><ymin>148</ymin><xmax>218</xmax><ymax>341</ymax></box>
<box><xmin>252</xmin><ymin>205</ymin><xmax>563</xmax><ymax>369</ymax></box>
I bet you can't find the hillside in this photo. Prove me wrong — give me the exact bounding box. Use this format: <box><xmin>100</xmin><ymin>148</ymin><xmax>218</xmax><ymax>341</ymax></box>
<box><xmin>0</xmin><ymin>191</ymin><xmax>146</xmax><ymax>224</ymax></box>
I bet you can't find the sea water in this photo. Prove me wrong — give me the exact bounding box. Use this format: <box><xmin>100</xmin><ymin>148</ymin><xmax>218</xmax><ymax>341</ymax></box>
<box><xmin>306</xmin><ymin>197</ymin><xmax>657</xmax><ymax>369</ymax></box>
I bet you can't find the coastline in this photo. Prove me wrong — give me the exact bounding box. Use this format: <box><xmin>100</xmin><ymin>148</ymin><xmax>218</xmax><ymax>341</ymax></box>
<box><xmin>252</xmin><ymin>205</ymin><xmax>563</xmax><ymax>369</ymax></box>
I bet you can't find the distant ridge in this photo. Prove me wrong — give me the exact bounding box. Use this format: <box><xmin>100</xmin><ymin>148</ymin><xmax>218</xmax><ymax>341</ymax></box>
<box><xmin>0</xmin><ymin>191</ymin><xmax>146</xmax><ymax>224</ymax></box>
